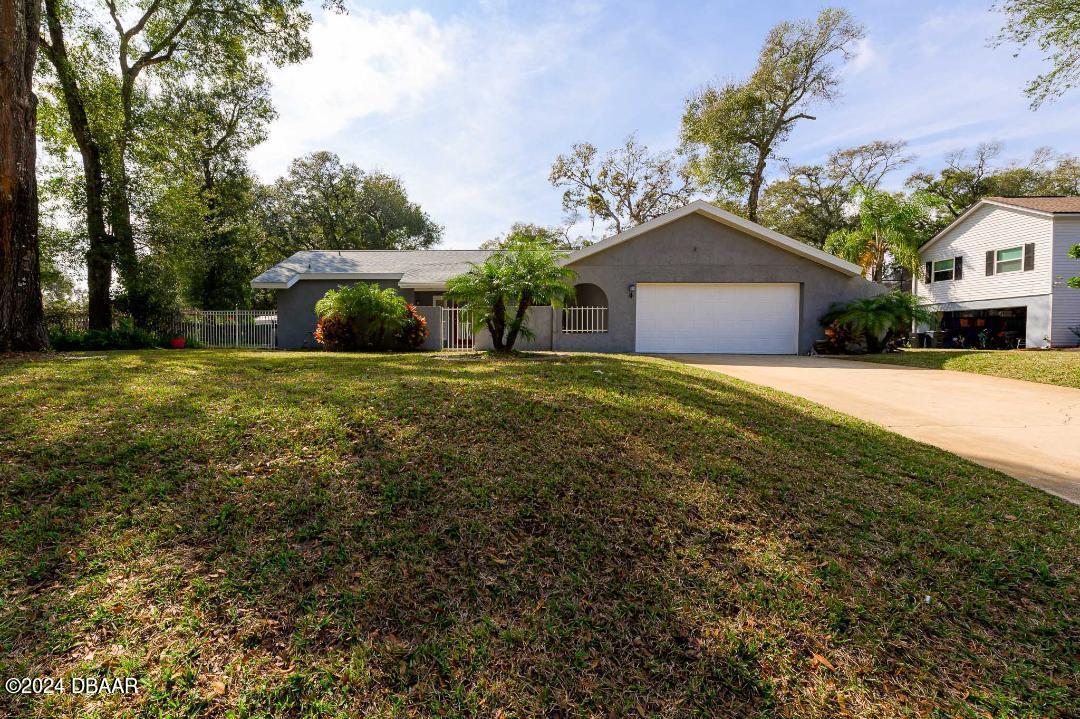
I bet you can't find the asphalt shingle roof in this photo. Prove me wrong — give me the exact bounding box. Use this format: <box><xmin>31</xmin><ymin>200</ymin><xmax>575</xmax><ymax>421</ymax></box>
<box><xmin>987</xmin><ymin>196</ymin><xmax>1080</xmax><ymax>213</ymax></box>
<box><xmin>251</xmin><ymin>250</ymin><xmax>494</xmax><ymax>287</ymax></box>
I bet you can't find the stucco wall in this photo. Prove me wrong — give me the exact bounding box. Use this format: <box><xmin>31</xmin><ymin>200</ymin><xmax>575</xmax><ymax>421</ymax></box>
<box><xmin>558</xmin><ymin>213</ymin><xmax>883</xmax><ymax>353</ymax></box>
<box><xmin>415</xmin><ymin>306</ymin><xmax>442</xmax><ymax>350</ymax></box>
<box><xmin>276</xmin><ymin>279</ymin><xmax>414</xmax><ymax>349</ymax></box>
<box><xmin>473</xmin><ymin>306</ymin><xmax>555</xmax><ymax>351</ymax></box>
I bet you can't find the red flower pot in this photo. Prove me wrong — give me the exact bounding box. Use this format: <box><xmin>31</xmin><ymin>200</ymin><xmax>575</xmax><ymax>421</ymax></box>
<box><xmin>169</xmin><ymin>337</ymin><xmax>186</xmax><ymax>349</ymax></box>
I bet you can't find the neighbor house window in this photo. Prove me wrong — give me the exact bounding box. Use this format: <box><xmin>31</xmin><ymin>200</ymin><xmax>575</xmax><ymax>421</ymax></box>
<box><xmin>995</xmin><ymin>246</ymin><xmax>1023</xmax><ymax>273</ymax></box>
<box><xmin>932</xmin><ymin>258</ymin><xmax>954</xmax><ymax>282</ymax></box>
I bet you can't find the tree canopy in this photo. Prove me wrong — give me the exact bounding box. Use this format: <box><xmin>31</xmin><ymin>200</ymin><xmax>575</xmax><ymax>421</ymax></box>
<box><xmin>257</xmin><ymin>151</ymin><xmax>442</xmax><ymax>265</ymax></box>
<box><xmin>35</xmin><ymin>0</ymin><xmax>336</xmax><ymax>328</ymax></box>
<box><xmin>549</xmin><ymin>135</ymin><xmax>693</xmax><ymax>236</ymax></box>
<box><xmin>905</xmin><ymin>143</ymin><xmax>1080</xmax><ymax>224</ymax></box>
<box><xmin>759</xmin><ymin>140</ymin><xmax>913</xmax><ymax>248</ymax></box>
<box><xmin>681</xmin><ymin>8</ymin><xmax>865</xmax><ymax>221</ymax></box>
<box><xmin>994</xmin><ymin>0</ymin><xmax>1080</xmax><ymax>107</ymax></box>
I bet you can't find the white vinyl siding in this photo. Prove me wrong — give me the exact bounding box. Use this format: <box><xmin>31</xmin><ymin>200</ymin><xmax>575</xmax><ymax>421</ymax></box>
<box><xmin>634</xmin><ymin>283</ymin><xmax>799</xmax><ymax>354</ymax></box>
<box><xmin>1051</xmin><ymin>217</ymin><xmax>1080</xmax><ymax>347</ymax></box>
<box><xmin>915</xmin><ymin>205</ymin><xmax>1053</xmax><ymax>304</ymax></box>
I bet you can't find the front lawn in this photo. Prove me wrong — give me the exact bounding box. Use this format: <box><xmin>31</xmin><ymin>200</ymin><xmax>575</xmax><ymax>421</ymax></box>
<box><xmin>842</xmin><ymin>349</ymin><xmax>1080</xmax><ymax>389</ymax></box>
<box><xmin>1</xmin><ymin>351</ymin><xmax>1076</xmax><ymax>718</ymax></box>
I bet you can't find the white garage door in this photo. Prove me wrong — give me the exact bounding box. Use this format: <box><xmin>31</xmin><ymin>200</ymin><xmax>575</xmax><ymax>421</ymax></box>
<box><xmin>635</xmin><ymin>283</ymin><xmax>800</xmax><ymax>354</ymax></box>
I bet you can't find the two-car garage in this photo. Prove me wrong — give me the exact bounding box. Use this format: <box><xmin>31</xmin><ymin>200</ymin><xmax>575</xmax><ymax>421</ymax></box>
<box><xmin>634</xmin><ymin>283</ymin><xmax>800</xmax><ymax>354</ymax></box>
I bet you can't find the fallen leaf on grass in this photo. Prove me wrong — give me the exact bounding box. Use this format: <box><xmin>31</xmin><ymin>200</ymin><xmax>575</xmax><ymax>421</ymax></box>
<box><xmin>811</xmin><ymin>653</ymin><xmax>835</xmax><ymax>671</ymax></box>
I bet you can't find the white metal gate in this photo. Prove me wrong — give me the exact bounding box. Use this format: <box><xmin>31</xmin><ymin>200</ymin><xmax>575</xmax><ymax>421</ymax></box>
<box><xmin>180</xmin><ymin>310</ymin><xmax>278</xmax><ymax>349</ymax></box>
<box><xmin>440</xmin><ymin>307</ymin><xmax>474</xmax><ymax>350</ymax></box>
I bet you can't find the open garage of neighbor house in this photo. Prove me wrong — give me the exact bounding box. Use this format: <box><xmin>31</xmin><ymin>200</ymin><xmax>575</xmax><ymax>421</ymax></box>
<box><xmin>251</xmin><ymin>200</ymin><xmax>885</xmax><ymax>353</ymax></box>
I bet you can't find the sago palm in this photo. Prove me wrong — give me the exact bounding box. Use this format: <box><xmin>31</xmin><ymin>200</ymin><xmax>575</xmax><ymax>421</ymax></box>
<box><xmin>821</xmin><ymin>291</ymin><xmax>937</xmax><ymax>352</ymax></box>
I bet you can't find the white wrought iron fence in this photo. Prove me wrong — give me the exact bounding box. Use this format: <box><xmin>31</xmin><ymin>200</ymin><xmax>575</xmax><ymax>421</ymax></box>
<box><xmin>180</xmin><ymin>310</ymin><xmax>277</xmax><ymax>349</ymax></box>
<box><xmin>561</xmin><ymin>306</ymin><xmax>608</xmax><ymax>333</ymax></box>
<box><xmin>440</xmin><ymin>307</ymin><xmax>474</xmax><ymax>350</ymax></box>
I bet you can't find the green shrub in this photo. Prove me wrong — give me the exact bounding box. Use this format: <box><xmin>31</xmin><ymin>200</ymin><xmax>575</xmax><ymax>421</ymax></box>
<box><xmin>48</xmin><ymin>319</ymin><xmax>162</xmax><ymax>351</ymax></box>
<box><xmin>313</xmin><ymin>283</ymin><xmax>420</xmax><ymax>351</ymax></box>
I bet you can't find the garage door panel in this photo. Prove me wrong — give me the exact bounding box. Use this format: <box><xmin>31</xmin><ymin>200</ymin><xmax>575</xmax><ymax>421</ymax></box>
<box><xmin>635</xmin><ymin>283</ymin><xmax>799</xmax><ymax>354</ymax></box>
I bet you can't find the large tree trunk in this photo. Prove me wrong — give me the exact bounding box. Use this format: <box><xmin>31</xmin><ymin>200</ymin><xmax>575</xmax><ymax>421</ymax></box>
<box><xmin>42</xmin><ymin>0</ymin><xmax>113</xmax><ymax>329</ymax></box>
<box><xmin>746</xmin><ymin>155</ymin><xmax>768</xmax><ymax>223</ymax></box>
<box><xmin>0</xmin><ymin>0</ymin><xmax>49</xmax><ymax>351</ymax></box>
<box><xmin>109</xmin><ymin>175</ymin><xmax>147</xmax><ymax>324</ymax></box>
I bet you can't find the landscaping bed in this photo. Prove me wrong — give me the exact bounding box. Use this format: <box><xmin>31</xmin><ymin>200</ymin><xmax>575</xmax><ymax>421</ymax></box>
<box><xmin>845</xmin><ymin>348</ymin><xmax>1080</xmax><ymax>389</ymax></box>
<box><xmin>1</xmin><ymin>350</ymin><xmax>1076</xmax><ymax>717</ymax></box>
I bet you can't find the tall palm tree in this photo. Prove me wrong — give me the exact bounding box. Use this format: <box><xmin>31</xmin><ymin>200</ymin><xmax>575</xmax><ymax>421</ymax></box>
<box><xmin>447</xmin><ymin>232</ymin><xmax>577</xmax><ymax>352</ymax></box>
<box><xmin>824</xmin><ymin>186</ymin><xmax>932</xmax><ymax>282</ymax></box>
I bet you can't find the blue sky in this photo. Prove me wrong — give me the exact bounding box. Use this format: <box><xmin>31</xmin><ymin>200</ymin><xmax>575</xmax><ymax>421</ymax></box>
<box><xmin>248</xmin><ymin>0</ymin><xmax>1080</xmax><ymax>247</ymax></box>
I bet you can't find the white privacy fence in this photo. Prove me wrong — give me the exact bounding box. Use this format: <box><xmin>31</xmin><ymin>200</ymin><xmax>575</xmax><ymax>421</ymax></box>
<box><xmin>180</xmin><ymin>310</ymin><xmax>277</xmax><ymax>349</ymax></box>
<box><xmin>561</xmin><ymin>306</ymin><xmax>608</xmax><ymax>333</ymax></box>
<box><xmin>440</xmin><ymin>307</ymin><xmax>474</xmax><ymax>350</ymax></box>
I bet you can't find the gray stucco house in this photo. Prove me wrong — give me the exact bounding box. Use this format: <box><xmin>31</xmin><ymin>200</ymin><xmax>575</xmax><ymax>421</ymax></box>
<box><xmin>251</xmin><ymin>200</ymin><xmax>883</xmax><ymax>353</ymax></box>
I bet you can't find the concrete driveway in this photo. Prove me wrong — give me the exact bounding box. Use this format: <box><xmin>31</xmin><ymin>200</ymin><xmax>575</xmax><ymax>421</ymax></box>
<box><xmin>665</xmin><ymin>354</ymin><xmax>1080</xmax><ymax>504</ymax></box>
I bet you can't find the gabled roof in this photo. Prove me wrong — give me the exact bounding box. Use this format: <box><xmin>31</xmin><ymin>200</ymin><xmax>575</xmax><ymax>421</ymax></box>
<box><xmin>920</xmin><ymin>196</ymin><xmax>1080</xmax><ymax>253</ymax></box>
<box><xmin>250</xmin><ymin>249</ymin><xmax>494</xmax><ymax>289</ymax></box>
<box><xmin>564</xmin><ymin>199</ymin><xmax>863</xmax><ymax>276</ymax></box>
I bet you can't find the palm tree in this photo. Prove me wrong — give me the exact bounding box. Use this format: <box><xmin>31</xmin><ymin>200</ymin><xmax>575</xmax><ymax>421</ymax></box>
<box><xmin>447</xmin><ymin>232</ymin><xmax>577</xmax><ymax>352</ymax></box>
<box><xmin>824</xmin><ymin>186</ymin><xmax>933</xmax><ymax>282</ymax></box>
<box><xmin>821</xmin><ymin>291</ymin><xmax>937</xmax><ymax>352</ymax></box>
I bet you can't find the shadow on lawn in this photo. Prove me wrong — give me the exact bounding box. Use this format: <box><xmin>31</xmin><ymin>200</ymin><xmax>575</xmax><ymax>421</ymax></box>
<box><xmin>0</xmin><ymin>351</ymin><xmax>1076</xmax><ymax>718</ymax></box>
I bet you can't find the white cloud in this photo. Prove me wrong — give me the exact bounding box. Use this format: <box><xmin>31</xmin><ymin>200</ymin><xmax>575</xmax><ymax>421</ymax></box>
<box><xmin>250</xmin><ymin>9</ymin><xmax>453</xmax><ymax>172</ymax></box>
<box><xmin>847</xmin><ymin>37</ymin><xmax>880</xmax><ymax>74</ymax></box>
<box><xmin>253</xmin><ymin>2</ymin><xmax>620</xmax><ymax>246</ymax></box>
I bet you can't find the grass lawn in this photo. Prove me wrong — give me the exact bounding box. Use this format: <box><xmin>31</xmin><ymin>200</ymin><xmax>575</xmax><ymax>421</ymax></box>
<box><xmin>844</xmin><ymin>349</ymin><xmax>1080</xmax><ymax>389</ymax></box>
<box><xmin>1</xmin><ymin>350</ymin><xmax>1077</xmax><ymax>718</ymax></box>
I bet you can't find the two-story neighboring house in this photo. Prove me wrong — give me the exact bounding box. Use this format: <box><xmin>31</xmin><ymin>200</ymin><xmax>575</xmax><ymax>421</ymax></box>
<box><xmin>915</xmin><ymin>196</ymin><xmax>1080</xmax><ymax>348</ymax></box>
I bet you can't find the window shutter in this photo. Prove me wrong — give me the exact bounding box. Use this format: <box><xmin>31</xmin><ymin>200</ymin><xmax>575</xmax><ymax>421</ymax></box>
<box><xmin>954</xmin><ymin>255</ymin><xmax>963</xmax><ymax>280</ymax></box>
<box><xmin>986</xmin><ymin>250</ymin><xmax>995</xmax><ymax>276</ymax></box>
<box><xmin>925</xmin><ymin>261</ymin><xmax>933</xmax><ymax>284</ymax></box>
<box><xmin>1024</xmin><ymin>242</ymin><xmax>1035</xmax><ymax>271</ymax></box>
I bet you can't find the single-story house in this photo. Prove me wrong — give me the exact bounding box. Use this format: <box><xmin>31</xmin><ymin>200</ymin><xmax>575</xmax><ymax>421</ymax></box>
<box><xmin>914</xmin><ymin>196</ymin><xmax>1080</xmax><ymax>348</ymax></box>
<box><xmin>251</xmin><ymin>200</ymin><xmax>884</xmax><ymax>353</ymax></box>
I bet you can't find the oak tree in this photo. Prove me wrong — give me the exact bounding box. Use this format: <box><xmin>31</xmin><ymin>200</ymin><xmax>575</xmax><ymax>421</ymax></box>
<box><xmin>681</xmin><ymin>8</ymin><xmax>864</xmax><ymax>221</ymax></box>
<box><xmin>549</xmin><ymin>135</ymin><xmax>693</xmax><ymax>236</ymax></box>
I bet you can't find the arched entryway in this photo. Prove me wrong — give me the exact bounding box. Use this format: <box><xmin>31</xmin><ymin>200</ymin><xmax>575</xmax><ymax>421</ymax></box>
<box><xmin>563</xmin><ymin>283</ymin><xmax>609</xmax><ymax>333</ymax></box>
<box><xmin>570</xmin><ymin>282</ymin><xmax>608</xmax><ymax>308</ymax></box>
